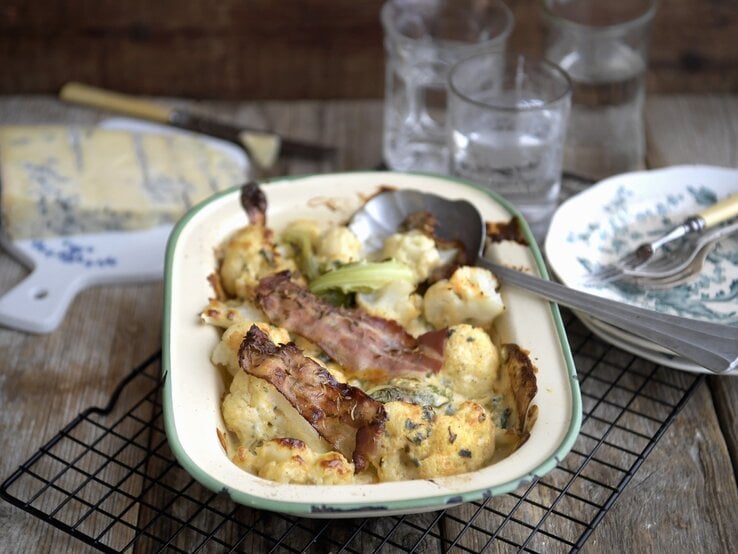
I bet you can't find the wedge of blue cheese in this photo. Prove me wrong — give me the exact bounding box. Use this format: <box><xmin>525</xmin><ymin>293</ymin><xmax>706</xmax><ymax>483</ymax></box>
<box><xmin>0</xmin><ymin>125</ymin><xmax>246</xmax><ymax>239</ymax></box>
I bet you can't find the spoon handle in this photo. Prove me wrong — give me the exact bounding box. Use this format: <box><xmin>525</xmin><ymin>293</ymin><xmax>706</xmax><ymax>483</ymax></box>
<box><xmin>483</xmin><ymin>261</ymin><xmax>738</xmax><ymax>374</ymax></box>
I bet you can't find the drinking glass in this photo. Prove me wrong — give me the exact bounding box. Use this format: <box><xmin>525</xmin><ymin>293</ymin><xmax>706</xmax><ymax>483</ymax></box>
<box><xmin>381</xmin><ymin>0</ymin><xmax>514</xmax><ymax>173</ymax></box>
<box><xmin>540</xmin><ymin>0</ymin><xmax>658</xmax><ymax>182</ymax></box>
<box><xmin>447</xmin><ymin>52</ymin><xmax>572</xmax><ymax>238</ymax></box>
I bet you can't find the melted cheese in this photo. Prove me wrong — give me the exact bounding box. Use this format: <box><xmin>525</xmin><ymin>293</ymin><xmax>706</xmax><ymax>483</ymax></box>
<box><xmin>205</xmin><ymin>217</ymin><xmax>536</xmax><ymax>485</ymax></box>
<box><xmin>0</xmin><ymin>125</ymin><xmax>245</xmax><ymax>239</ymax></box>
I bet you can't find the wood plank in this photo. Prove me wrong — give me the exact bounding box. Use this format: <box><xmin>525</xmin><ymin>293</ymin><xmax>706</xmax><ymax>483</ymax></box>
<box><xmin>645</xmin><ymin>95</ymin><xmax>738</xmax><ymax>168</ymax></box>
<box><xmin>581</xmin><ymin>94</ymin><xmax>738</xmax><ymax>552</ymax></box>
<box><xmin>0</xmin><ymin>98</ymin><xmax>165</xmax><ymax>553</ymax></box>
<box><xmin>709</xmin><ymin>378</ymin><xmax>738</xmax><ymax>480</ymax></box>
<box><xmin>643</xmin><ymin>93</ymin><xmax>738</xmax><ymax>483</ymax></box>
<box><xmin>582</xmin><ymin>383</ymin><xmax>738</xmax><ymax>553</ymax></box>
<box><xmin>1</xmin><ymin>96</ymin><xmax>737</xmax><ymax>553</ymax></box>
<box><xmin>1</xmin><ymin>1</ymin><xmax>737</xmax><ymax>98</ymax></box>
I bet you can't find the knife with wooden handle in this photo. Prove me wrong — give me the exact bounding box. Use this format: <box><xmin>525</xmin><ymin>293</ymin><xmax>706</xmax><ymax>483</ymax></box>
<box><xmin>59</xmin><ymin>82</ymin><xmax>335</xmax><ymax>169</ymax></box>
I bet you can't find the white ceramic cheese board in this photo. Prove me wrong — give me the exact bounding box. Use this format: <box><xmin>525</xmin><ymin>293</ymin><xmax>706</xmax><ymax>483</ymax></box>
<box><xmin>0</xmin><ymin>118</ymin><xmax>248</xmax><ymax>334</ymax></box>
<box><xmin>0</xmin><ymin>226</ymin><xmax>173</xmax><ymax>333</ymax></box>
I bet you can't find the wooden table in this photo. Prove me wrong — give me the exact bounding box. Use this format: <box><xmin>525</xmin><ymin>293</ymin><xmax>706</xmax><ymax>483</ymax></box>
<box><xmin>0</xmin><ymin>95</ymin><xmax>736</xmax><ymax>552</ymax></box>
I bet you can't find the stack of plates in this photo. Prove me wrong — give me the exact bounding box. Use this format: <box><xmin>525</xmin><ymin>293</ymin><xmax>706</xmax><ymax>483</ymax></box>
<box><xmin>545</xmin><ymin>165</ymin><xmax>738</xmax><ymax>376</ymax></box>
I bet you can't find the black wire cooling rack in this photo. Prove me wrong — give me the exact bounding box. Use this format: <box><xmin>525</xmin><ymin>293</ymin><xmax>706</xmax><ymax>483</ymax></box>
<box><xmin>1</xmin><ymin>312</ymin><xmax>703</xmax><ymax>553</ymax></box>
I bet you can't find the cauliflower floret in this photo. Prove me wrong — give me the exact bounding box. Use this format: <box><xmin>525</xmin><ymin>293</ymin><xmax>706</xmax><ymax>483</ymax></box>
<box><xmin>200</xmin><ymin>298</ymin><xmax>265</xmax><ymax>328</ymax></box>
<box><xmin>316</xmin><ymin>225</ymin><xmax>362</xmax><ymax>267</ymax></box>
<box><xmin>406</xmin><ymin>317</ymin><xmax>433</xmax><ymax>338</ymax></box>
<box><xmin>232</xmin><ymin>439</ymin><xmax>354</xmax><ymax>485</ymax></box>
<box><xmin>441</xmin><ymin>324</ymin><xmax>500</xmax><ymax>399</ymax></box>
<box><xmin>376</xmin><ymin>400</ymin><xmax>495</xmax><ymax>481</ymax></box>
<box><xmin>382</xmin><ymin>230</ymin><xmax>442</xmax><ymax>284</ymax></box>
<box><xmin>281</xmin><ymin>219</ymin><xmax>322</xmax><ymax>244</ymax></box>
<box><xmin>222</xmin><ymin>370</ymin><xmax>327</xmax><ymax>453</ymax></box>
<box><xmin>356</xmin><ymin>280</ymin><xmax>423</xmax><ymax>328</ymax></box>
<box><xmin>219</xmin><ymin>225</ymin><xmax>297</xmax><ymax>298</ymax></box>
<box><xmin>211</xmin><ymin>321</ymin><xmax>290</xmax><ymax>376</ymax></box>
<box><xmin>423</xmin><ymin>266</ymin><xmax>504</xmax><ymax>329</ymax></box>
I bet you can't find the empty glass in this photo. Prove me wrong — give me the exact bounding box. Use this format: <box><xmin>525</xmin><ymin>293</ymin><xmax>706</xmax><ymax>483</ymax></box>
<box><xmin>447</xmin><ymin>52</ymin><xmax>572</xmax><ymax>238</ymax></box>
<box><xmin>540</xmin><ymin>0</ymin><xmax>658</xmax><ymax>182</ymax></box>
<box><xmin>381</xmin><ymin>0</ymin><xmax>514</xmax><ymax>173</ymax></box>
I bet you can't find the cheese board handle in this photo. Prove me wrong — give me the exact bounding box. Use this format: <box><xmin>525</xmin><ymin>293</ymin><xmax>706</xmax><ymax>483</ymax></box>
<box><xmin>0</xmin><ymin>226</ymin><xmax>171</xmax><ymax>334</ymax></box>
<box><xmin>0</xmin><ymin>264</ymin><xmax>87</xmax><ymax>334</ymax></box>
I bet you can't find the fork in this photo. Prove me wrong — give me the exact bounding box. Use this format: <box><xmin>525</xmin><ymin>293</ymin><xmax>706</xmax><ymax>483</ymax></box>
<box><xmin>588</xmin><ymin>192</ymin><xmax>738</xmax><ymax>284</ymax></box>
<box><xmin>606</xmin><ymin>218</ymin><xmax>738</xmax><ymax>284</ymax></box>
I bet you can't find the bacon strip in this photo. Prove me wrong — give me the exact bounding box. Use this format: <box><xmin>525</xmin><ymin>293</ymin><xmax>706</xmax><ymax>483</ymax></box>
<box><xmin>255</xmin><ymin>272</ymin><xmax>446</xmax><ymax>380</ymax></box>
<box><xmin>238</xmin><ymin>325</ymin><xmax>386</xmax><ymax>471</ymax></box>
<box><xmin>240</xmin><ymin>181</ymin><xmax>267</xmax><ymax>226</ymax></box>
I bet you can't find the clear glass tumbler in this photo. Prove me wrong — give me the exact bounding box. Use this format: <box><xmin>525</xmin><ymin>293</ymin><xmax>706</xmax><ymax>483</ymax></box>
<box><xmin>540</xmin><ymin>0</ymin><xmax>658</xmax><ymax>182</ymax></box>
<box><xmin>381</xmin><ymin>0</ymin><xmax>514</xmax><ymax>174</ymax></box>
<box><xmin>447</xmin><ymin>52</ymin><xmax>572</xmax><ymax>238</ymax></box>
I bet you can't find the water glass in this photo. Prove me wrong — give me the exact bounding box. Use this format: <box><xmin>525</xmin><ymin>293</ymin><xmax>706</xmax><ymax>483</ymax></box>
<box><xmin>447</xmin><ymin>52</ymin><xmax>572</xmax><ymax>237</ymax></box>
<box><xmin>381</xmin><ymin>0</ymin><xmax>514</xmax><ymax>173</ymax></box>
<box><xmin>540</xmin><ymin>0</ymin><xmax>658</xmax><ymax>182</ymax></box>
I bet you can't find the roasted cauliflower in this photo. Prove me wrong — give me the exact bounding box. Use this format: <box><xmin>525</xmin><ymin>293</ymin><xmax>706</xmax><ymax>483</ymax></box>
<box><xmin>356</xmin><ymin>280</ymin><xmax>423</xmax><ymax>328</ymax></box>
<box><xmin>232</xmin><ymin>438</ymin><xmax>354</xmax><ymax>485</ymax></box>
<box><xmin>423</xmin><ymin>266</ymin><xmax>504</xmax><ymax>329</ymax></box>
<box><xmin>440</xmin><ymin>324</ymin><xmax>500</xmax><ymax>399</ymax></box>
<box><xmin>210</xmin><ymin>320</ymin><xmax>290</xmax><ymax>376</ymax></box>
<box><xmin>316</xmin><ymin>225</ymin><xmax>362</xmax><ymax>267</ymax></box>
<box><xmin>220</xmin><ymin>225</ymin><xmax>297</xmax><ymax>298</ymax></box>
<box><xmin>205</xmin><ymin>186</ymin><xmax>538</xmax><ymax>486</ymax></box>
<box><xmin>381</xmin><ymin>230</ymin><xmax>442</xmax><ymax>283</ymax></box>
<box><xmin>376</xmin><ymin>400</ymin><xmax>496</xmax><ymax>481</ymax></box>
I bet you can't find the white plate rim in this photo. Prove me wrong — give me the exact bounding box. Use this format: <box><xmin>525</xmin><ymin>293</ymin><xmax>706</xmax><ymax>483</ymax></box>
<box><xmin>545</xmin><ymin>164</ymin><xmax>738</xmax><ymax>371</ymax></box>
<box><xmin>574</xmin><ymin>312</ymin><xmax>738</xmax><ymax>375</ymax></box>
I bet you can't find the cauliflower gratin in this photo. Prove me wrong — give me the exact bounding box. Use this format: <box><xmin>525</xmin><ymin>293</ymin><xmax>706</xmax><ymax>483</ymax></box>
<box><xmin>202</xmin><ymin>183</ymin><xmax>538</xmax><ymax>485</ymax></box>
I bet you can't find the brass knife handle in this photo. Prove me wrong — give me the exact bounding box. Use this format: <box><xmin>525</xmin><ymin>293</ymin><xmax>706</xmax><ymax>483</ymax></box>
<box><xmin>60</xmin><ymin>82</ymin><xmax>172</xmax><ymax>124</ymax></box>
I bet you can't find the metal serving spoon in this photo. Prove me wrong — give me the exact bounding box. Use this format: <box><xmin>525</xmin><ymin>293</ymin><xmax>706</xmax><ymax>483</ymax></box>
<box><xmin>349</xmin><ymin>189</ymin><xmax>738</xmax><ymax>374</ymax></box>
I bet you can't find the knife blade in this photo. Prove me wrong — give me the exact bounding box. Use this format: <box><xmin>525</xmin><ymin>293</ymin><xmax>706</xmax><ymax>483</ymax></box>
<box><xmin>59</xmin><ymin>82</ymin><xmax>335</xmax><ymax>169</ymax></box>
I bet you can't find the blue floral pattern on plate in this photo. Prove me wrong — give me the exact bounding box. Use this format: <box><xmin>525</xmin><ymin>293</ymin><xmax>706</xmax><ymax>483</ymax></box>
<box><xmin>31</xmin><ymin>239</ymin><xmax>117</xmax><ymax>268</ymax></box>
<box><xmin>546</xmin><ymin>165</ymin><xmax>738</xmax><ymax>326</ymax></box>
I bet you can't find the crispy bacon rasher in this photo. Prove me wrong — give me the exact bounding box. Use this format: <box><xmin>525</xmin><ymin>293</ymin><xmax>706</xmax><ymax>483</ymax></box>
<box><xmin>240</xmin><ymin>181</ymin><xmax>267</xmax><ymax>226</ymax></box>
<box><xmin>255</xmin><ymin>272</ymin><xmax>446</xmax><ymax>380</ymax></box>
<box><xmin>238</xmin><ymin>325</ymin><xmax>386</xmax><ymax>472</ymax></box>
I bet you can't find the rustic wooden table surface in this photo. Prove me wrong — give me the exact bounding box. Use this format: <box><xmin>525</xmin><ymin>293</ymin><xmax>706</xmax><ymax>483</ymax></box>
<box><xmin>0</xmin><ymin>95</ymin><xmax>736</xmax><ymax>553</ymax></box>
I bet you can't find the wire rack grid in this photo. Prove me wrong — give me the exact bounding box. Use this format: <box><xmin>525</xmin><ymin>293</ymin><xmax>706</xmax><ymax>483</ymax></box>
<box><xmin>1</xmin><ymin>313</ymin><xmax>703</xmax><ymax>553</ymax></box>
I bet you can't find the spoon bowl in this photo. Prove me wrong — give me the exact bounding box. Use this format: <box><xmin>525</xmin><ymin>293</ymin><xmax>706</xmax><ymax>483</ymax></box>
<box><xmin>349</xmin><ymin>189</ymin><xmax>738</xmax><ymax>374</ymax></box>
<box><xmin>349</xmin><ymin>189</ymin><xmax>485</xmax><ymax>257</ymax></box>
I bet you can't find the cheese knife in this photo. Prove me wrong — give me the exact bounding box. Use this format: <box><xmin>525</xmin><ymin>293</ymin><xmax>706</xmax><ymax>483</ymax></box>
<box><xmin>60</xmin><ymin>82</ymin><xmax>335</xmax><ymax>169</ymax></box>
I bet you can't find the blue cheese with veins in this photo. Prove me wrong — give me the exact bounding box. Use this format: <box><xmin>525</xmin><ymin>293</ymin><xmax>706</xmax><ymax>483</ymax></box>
<box><xmin>0</xmin><ymin>125</ymin><xmax>246</xmax><ymax>239</ymax></box>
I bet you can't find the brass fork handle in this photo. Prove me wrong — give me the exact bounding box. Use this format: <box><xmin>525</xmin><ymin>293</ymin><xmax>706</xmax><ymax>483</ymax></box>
<box><xmin>697</xmin><ymin>192</ymin><xmax>738</xmax><ymax>228</ymax></box>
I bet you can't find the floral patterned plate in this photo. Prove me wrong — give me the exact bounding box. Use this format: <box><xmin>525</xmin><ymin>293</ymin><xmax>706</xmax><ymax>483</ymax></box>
<box><xmin>545</xmin><ymin>165</ymin><xmax>738</xmax><ymax>374</ymax></box>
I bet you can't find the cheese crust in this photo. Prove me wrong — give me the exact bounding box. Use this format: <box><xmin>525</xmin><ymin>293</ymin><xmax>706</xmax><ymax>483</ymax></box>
<box><xmin>203</xmin><ymin>210</ymin><xmax>537</xmax><ymax>484</ymax></box>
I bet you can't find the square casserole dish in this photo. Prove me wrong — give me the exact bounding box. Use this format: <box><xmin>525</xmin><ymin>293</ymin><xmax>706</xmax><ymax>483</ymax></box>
<box><xmin>162</xmin><ymin>171</ymin><xmax>581</xmax><ymax>517</ymax></box>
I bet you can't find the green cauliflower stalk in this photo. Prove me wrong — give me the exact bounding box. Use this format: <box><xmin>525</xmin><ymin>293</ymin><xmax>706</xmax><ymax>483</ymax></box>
<box><xmin>309</xmin><ymin>260</ymin><xmax>415</xmax><ymax>294</ymax></box>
